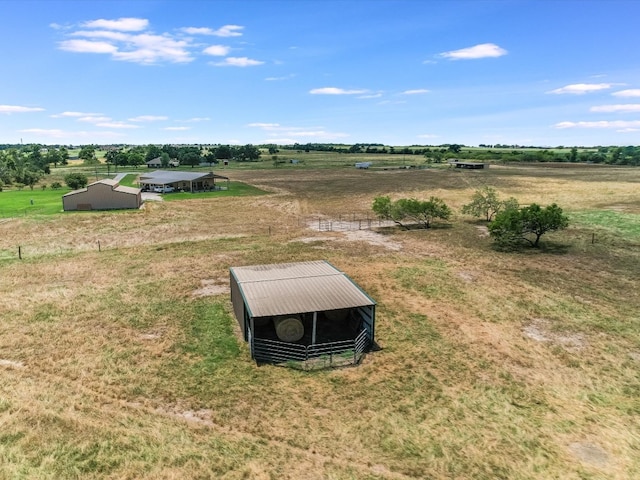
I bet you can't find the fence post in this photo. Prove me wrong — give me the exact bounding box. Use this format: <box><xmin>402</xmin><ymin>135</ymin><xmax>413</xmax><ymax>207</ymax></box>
<box><xmin>98</xmin><ymin>241</ymin><xmax>101</xmax><ymax>252</ymax></box>
<box><xmin>18</xmin><ymin>246</ymin><xmax>22</xmax><ymax>260</ymax></box>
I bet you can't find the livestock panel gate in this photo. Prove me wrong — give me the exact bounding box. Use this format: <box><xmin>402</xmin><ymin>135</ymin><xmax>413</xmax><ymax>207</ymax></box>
<box><xmin>230</xmin><ymin>260</ymin><xmax>376</xmax><ymax>369</ymax></box>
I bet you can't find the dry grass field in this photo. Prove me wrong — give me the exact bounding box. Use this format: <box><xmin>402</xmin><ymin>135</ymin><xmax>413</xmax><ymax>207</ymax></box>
<box><xmin>1</xmin><ymin>163</ymin><xmax>639</xmax><ymax>479</ymax></box>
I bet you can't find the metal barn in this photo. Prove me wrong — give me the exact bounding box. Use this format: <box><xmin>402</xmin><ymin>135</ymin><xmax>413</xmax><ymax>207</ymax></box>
<box><xmin>62</xmin><ymin>179</ymin><xmax>142</xmax><ymax>211</ymax></box>
<box><xmin>230</xmin><ymin>260</ymin><xmax>376</xmax><ymax>369</ymax></box>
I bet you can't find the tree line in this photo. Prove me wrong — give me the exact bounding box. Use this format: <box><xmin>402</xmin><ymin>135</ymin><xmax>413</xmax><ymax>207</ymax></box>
<box><xmin>275</xmin><ymin>142</ymin><xmax>640</xmax><ymax>166</ymax></box>
<box><xmin>102</xmin><ymin>144</ymin><xmax>261</xmax><ymax>169</ymax></box>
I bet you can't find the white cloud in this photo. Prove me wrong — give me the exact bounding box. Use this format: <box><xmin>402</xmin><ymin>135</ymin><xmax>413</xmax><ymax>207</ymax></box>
<box><xmin>547</xmin><ymin>83</ymin><xmax>612</xmax><ymax>95</ymax></box>
<box><xmin>164</xmin><ymin>126</ymin><xmax>190</xmax><ymax>131</ymax></box>
<box><xmin>51</xmin><ymin>111</ymin><xmax>102</xmax><ymax>118</ymax></box>
<box><xmin>71</xmin><ymin>30</ymin><xmax>130</xmax><ymax>41</ymax></box>
<box><xmin>418</xmin><ymin>134</ymin><xmax>439</xmax><ymax>139</ymax></box>
<box><xmin>359</xmin><ymin>93</ymin><xmax>383</xmax><ymax>99</ymax></box>
<box><xmin>554</xmin><ymin>120</ymin><xmax>640</xmax><ymax>129</ymax></box>
<box><xmin>83</xmin><ymin>18</ymin><xmax>149</xmax><ymax>32</ymax></box>
<box><xmin>203</xmin><ymin>45</ymin><xmax>230</xmax><ymax>56</ymax></box>
<box><xmin>309</xmin><ymin>87</ymin><xmax>368</xmax><ymax>95</ymax></box>
<box><xmin>181</xmin><ymin>25</ymin><xmax>244</xmax><ymax>37</ymax></box>
<box><xmin>612</xmin><ymin>89</ymin><xmax>640</xmax><ymax>97</ymax></box>
<box><xmin>181</xmin><ymin>117</ymin><xmax>210</xmax><ymax>123</ymax></box>
<box><xmin>590</xmin><ymin>104</ymin><xmax>640</xmax><ymax>113</ymax></box>
<box><xmin>57</xmin><ymin>19</ymin><xmax>252</xmax><ymax>65</ymax></box>
<box><xmin>182</xmin><ymin>27</ymin><xmax>216</xmax><ymax>35</ymax></box>
<box><xmin>212</xmin><ymin>25</ymin><xmax>244</xmax><ymax>37</ymax></box>
<box><xmin>77</xmin><ymin>116</ymin><xmax>112</xmax><ymax>123</ymax></box>
<box><xmin>439</xmin><ymin>43</ymin><xmax>507</xmax><ymax>60</ymax></box>
<box><xmin>247</xmin><ymin>123</ymin><xmax>281</xmax><ymax>129</ymax></box>
<box><xmin>113</xmin><ymin>34</ymin><xmax>193</xmax><ymax>64</ymax></box>
<box><xmin>95</xmin><ymin>122</ymin><xmax>140</xmax><ymax>129</ymax></box>
<box><xmin>0</xmin><ymin>105</ymin><xmax>45</xmax><ymax>114</ymax></box>
<box><xmin>213</xmin><ymin>57</ymin><xmax>264</xmax><ymax>67</ymax></box>
<box><xmin>58</xmin><ymin>39</ymin><xmax>118</xmax><ymax>54</ymax></box>
<box><xmin>129</xmin><ymin>115</ymin><xmax>168</xmax><ymax>122</ymax></box>
<box><xmin>402</xmin><ymin>89</ymin><xmax>430</xmax><ymax>95</ymax></box>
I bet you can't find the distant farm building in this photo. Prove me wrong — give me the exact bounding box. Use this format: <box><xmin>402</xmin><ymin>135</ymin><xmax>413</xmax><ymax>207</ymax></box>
<box><xmin>62</xmin><ymin>179</ymin><xmax>142</xmax><ymax>211</ymax></box>
<box><xmin>138</xmin><ymin>170</ymin><xmax>229</xmax><ymax>192</ymax></box>
<box><xmin>448</xmin><ymin>160</ymin><xmax>487</xmax><ymax>169</ymax></box>
<box><xmin>355</xmin><ymin>162</ymin><xmax>372</xmax><ymax>169</ymax></box>
<box><xmin>230</xmin><ymin>260</ymin><xmax>376</xmax><ymax>369</ymax></box>
<box><xmin>145</xmin><ymin>157</ymin><xmax>179</xmax><ymax>168</ymax></box>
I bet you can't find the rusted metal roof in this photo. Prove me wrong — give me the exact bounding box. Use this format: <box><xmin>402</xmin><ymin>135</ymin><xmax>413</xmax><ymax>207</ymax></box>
<box><xmin>230</xmin><ymin>260</ymin><xmax>375</xmax><ymax>318</ymax></box>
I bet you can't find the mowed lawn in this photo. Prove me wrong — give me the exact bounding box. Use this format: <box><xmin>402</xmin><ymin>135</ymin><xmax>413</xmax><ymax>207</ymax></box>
<box><xmin>0</xmin><ymin>164</ymin><xmax>639</xmax><ymax>479</ymax></box>
<box><xmin>0</xmin><ymin>188</ymin><xmax>70</xmax><ymax>217</ymax></box>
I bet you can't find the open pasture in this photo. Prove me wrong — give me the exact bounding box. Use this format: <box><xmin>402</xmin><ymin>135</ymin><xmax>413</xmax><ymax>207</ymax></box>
<box><xmin>0</xmin><ymin>163</ymin><xmax>639</xmax><ymax>479</ymax></box>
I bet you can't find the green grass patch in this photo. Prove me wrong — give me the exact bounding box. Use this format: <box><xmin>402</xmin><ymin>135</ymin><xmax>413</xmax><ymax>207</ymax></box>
<box><xmin>394</xmin><ymin>259</ymin><xmax>464</xmax><ymax>300</ymax></box>
<box><xmin>116</xmin><ymin>174</ymin><xmax>139</xmax><ymax>187</ymax></box>
<box><xmin>0</xmin><ymin>188</ymin><xmax>70</xmax><ymax>217</ymax></box>
<box><xmin>570</xmin><ymin>210</ymin><xmax>640</xmax><ymax>239</ymax></box>
<box><xmin>162</xmin><ymin>182</ymin><xmax>267</xmax><ymax>200</ymax></box>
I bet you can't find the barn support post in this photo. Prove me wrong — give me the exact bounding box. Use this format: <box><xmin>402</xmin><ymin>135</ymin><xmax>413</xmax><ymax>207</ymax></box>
<box><xmin>312</xmin><ymin>312</ymin><xmax>317</xmax><ymax>345</ymax></box>
<box><xmin>249</xmin><ymin>316</ymin><xmax>255</xmax><ymax>358</ymax></box>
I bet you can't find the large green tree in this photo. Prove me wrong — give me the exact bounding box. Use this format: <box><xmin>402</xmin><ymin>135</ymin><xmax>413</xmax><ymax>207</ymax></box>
<box><xmin>372</xmin><ymin>195</ymin><xmax>451</xmax><ymax>229</ymax></box>
<box><xmin>78</xmin><ymin>145</ymin><xmax>98</xmax><ymax>165</ymax></box>
<box><xmin>461</xmin><ymin>186</ymin><xmax>519</xmax><ymax>222</ymax></box>
<box><xmin>488</xmin><ymin>203</ymin><xmax>569</xmax><ymax>248</ymax></box>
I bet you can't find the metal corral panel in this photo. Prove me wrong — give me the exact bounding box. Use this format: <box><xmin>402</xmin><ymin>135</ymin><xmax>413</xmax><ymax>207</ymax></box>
<box><xmin>230</xmin><ymin>260</ymin><xmax>375</xmax><ymax>318</ymax></box>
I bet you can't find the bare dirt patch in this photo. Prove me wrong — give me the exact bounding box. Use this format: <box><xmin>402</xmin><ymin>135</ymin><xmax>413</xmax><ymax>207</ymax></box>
<box><xmin>0</xmin><ymin>359</ymin><xmax>25</xmax><ymax>369</ymax></box>
<box><xmin>342</xmin><ymin>229</ymin><xmax>402</xmax><ymax>251</ymax></box>
<box><xmin>192</xmin><ymin>279</ymin><xmax>229</xmax><ymax>297</ymax></box>
<box><xmin>568</xmin><ymin>442</ymin><xmax>610</xmax><ymax>468</ymax></box>
<box><xmin>523</xmin><ymin>318</ymin><xmax>587</xmax><ymax>351</ymax></box>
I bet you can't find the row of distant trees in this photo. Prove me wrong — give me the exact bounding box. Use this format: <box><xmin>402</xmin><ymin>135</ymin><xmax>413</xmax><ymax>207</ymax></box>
<box><xmin>276</xmin><ymin>142</ymin><xmax>640</xmax><ymax>166</ymax></box>
<box><xmin>98</xmin><ymin>144</ymin><xmax>262</xmax><ymax>169</ymax></box>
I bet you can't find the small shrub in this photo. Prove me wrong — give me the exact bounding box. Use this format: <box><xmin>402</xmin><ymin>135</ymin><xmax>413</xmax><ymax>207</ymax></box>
<box><xmin>64</xmin><ymin>173</ymin><xmax>88</xmax><ymax>190</ymax></box>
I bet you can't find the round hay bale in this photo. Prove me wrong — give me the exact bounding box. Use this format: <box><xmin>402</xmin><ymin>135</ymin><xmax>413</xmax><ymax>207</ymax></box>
<box><xmin>273</xmin><ymin>316</ymin><xmax>304</xmax><ymax>342</ymax></box>
<box><xmin>325</xmin><ymin>309</ymin><xmax>349</xmax><ymax>322</ymax></box>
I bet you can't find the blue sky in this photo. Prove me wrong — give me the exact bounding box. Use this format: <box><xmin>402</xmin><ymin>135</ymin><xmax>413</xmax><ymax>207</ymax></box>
<box><xmin>1</xmin><ymin>0</ymin><xmax>640</xmax><ymax>147</ymax></box>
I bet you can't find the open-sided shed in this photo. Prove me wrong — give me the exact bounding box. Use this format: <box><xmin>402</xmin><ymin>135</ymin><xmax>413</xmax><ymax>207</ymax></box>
<box><xmin>230</xmin><ymin>260</ymin><xmax>376</xmax><ymax>368</ymax></box>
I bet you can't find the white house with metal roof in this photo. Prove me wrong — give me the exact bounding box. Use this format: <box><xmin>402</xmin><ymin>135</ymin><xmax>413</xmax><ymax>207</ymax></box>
<box><xmin>230</xmin><ymin>260</ymin><xmax>376</xmax><ymax>368</ymax></box>
<box><xmin>62</xmin><ymin>179</ymin><xmax>142</xmax><ymax>211</ymax></box>
<box><xmin>138</xmin><ymin>170</ymin><xmax>229</xmax><ymax>192</ymax></box>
